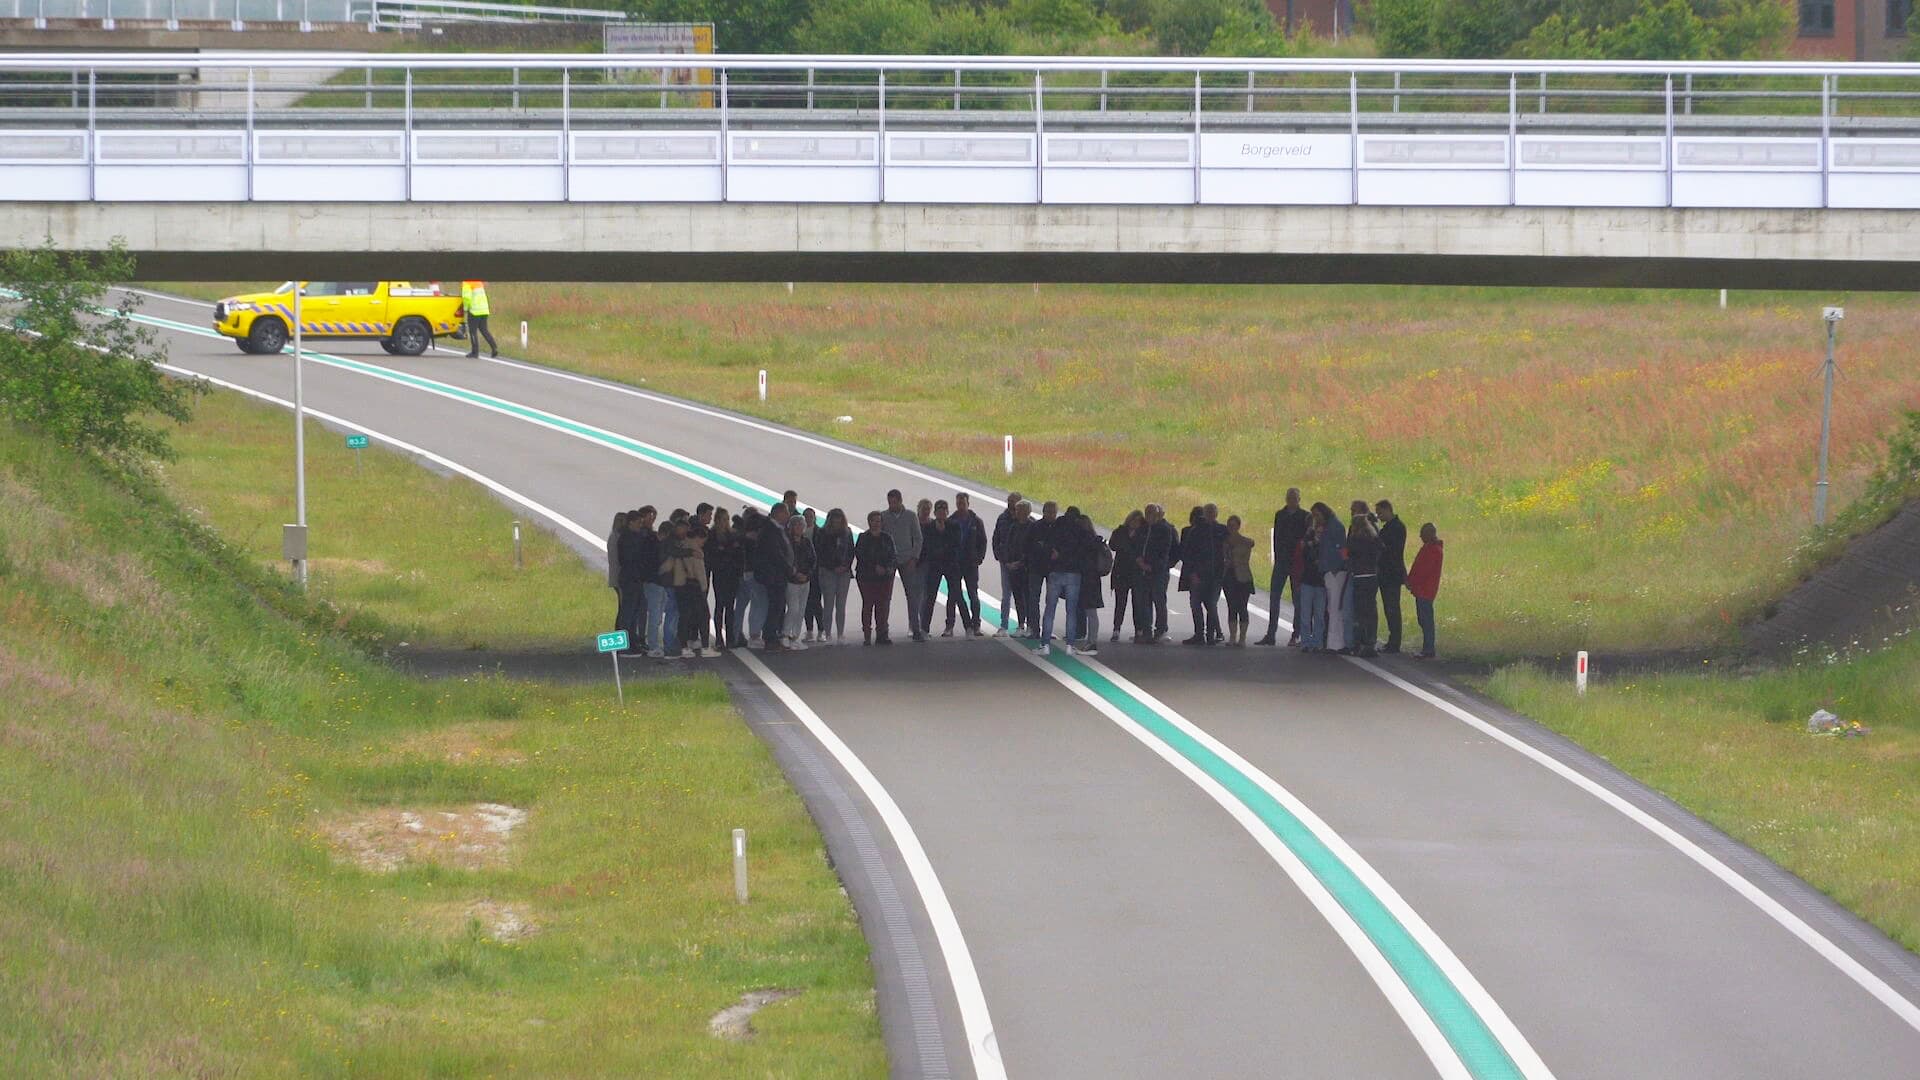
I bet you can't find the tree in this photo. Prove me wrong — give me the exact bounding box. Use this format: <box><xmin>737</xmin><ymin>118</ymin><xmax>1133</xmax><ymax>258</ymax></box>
<box><xmin>625</xmin><ymin>0</ymin><xmax>810</xmax><ymax>52</ymax></box>
<box><xmin>1514</xmin><ymin>11</ymin><xmax>1604</xmax><ymax>56</ymax></box>
<box><xmin>1599</xmin><ymin>0</ymin><xmax>1717</xmax><ymax>58</ymax></box>
<box><xmin>1428</xmin><ymin>0</ymin><xmax>1530</xmax><ymax>56</ymax></box>
<box><xmin>1701</xmin><ymin>0</ymin><xmax>1792</xmax><ymax>58</ymax></box>
<box><xmin>1366</xmin><ymin>0</ymin><xmax>1437</xmax><ymax>55</ymax></box>
<box><xmin>1149</xmin><ymin>0</ymin><xmax>1269</xmax><ymax>54</ymax></box>
<box><xmin>1205</xmin><ymin>3</ymin><xmax>1292</xmax><ymax>54</ymax></box>
<box><xmin>927</xmin><ymin>4</ymin><xmax>1018</xmax><ymax>53</ymax></box>
<box><xmin>1007</xmin><ymin>0</ymin><xmax>1109</xmax><ymax>39</ymax></box>
<box><xmin>796</xmin><ymin>0</ymin><xmax>937</xmax><ymax>52</ymax></box>
<box><xmin>0</xmin><ymin>240</ymin><xmax>200</xmax><ymax>468</ymax></box>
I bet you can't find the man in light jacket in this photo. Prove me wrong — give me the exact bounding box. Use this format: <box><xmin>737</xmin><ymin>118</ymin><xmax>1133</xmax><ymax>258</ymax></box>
<box><xmin>879</xmin><ymin>489</ymin><xmax>926</xmax><ymax>642</ymax></box>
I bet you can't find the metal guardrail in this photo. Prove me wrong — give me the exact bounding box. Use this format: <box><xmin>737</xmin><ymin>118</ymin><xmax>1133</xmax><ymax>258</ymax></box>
<box><xmin>1</xmin><ymin>0</ymin><xmax>626</xmax><ymax>31</ymax></box>
<box><xmin>3</xmin><ymin>53</ymin><xmax>1919</xmax><ymax>210</ymax></box>
<box><xmin>352</xmin><ymin>0</ymin><xmax>629</xmax><ymax>32</ymax></box>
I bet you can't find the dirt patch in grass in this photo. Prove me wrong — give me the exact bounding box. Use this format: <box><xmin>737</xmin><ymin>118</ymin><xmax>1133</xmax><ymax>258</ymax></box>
<box><xmin>385</xmin><ymin>722</ymin><xmax>527</xmax><ymax>767</ymax></box>
<box><xmin>708</xmin><ymin>989</ymin><xmax>802</xmax><ymax>1042</ymax></box>
<box><xmin>321</xmin><ymin>802</ymin><xmax>529</xmax><ymax>873</ymax></box>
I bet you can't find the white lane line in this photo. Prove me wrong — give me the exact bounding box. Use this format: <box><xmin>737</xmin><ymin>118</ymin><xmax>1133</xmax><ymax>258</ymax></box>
<box><xmin>1354</xmin><ymin>658</ymin><xmax>1920</xmax><ymax>1036</ymax></box>
<box><xmin>735</xmin><ymin>649</ymin><xmax>1004</xmax><ymax>1078</ymax></box>
<box><xmin>998</xmin><ymin>638</ymin><xmax>1473</xmax><ymax>1080</ymax></box>
<box><xmin>139</xmin><ymin>289</ymin><xmax>1920</xmax><ymax>1029</ymax></box>
<box><xmin>1065</xmin><ymin>648</ymin><xmax>1554</xmax><ymax>1079</ymax></box>
<box><xmin>160</xmin><ymin>366</ymin><xmax>1008</xmax><ymax>1080</ymax></box>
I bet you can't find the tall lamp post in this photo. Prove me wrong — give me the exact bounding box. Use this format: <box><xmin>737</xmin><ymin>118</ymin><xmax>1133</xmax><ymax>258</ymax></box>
<box><xmin>1814</xmin><ymin>305</ymin><xmax>1843</xmax><ymax>526</ymax></box>
<box><xmin>284</xmin><ymin>282</ymin><xmax>308</xmax><ymax>591</ymax></box>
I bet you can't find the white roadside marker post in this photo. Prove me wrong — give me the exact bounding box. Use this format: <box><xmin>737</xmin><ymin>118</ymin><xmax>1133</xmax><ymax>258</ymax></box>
<box><xmin>1719</xmin><ymin>289</ymin><xmax>1728</xmax><ymax>309</ymax></box>
<box><xmin>732</xmin><ymin>828</ymin><xmax>749</xmax><ymax>904</ymax></box>
<box><xmin>519</xmin><ymin>320</ymin><xmax>528</xmax><ymax>349</ymax></box>
<box><xmin>758</xmin><ymin>369</ymin><xmax>767</xmax><ymax>402</ymax></box>
<box><xmin>1003</xmin><ymin>435</ymin><xmax>1014</xmax><ymax>475</ymax></box>
<box><xmin>513</xmin><ymin>519</ymin><xmax>523</xmax><ymax>570</ymax></box>
<box><xmin>1576</xmin><ymin>651</ymin><xmax>1589</xmax><ymax>695</ymax></box>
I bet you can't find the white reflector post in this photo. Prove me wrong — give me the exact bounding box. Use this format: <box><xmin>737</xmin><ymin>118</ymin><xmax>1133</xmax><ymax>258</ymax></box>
<box><xmin>1004</xmin><ymin>435</ymin><xmax>1014</xmax><ymax>475</ymax></box>
<box><xmin>758</xmin><ymin>369</ymin><xmax>767</xmax><ymax>402</ymax></box>
<box><xmin>732</xmin><ymin>828</ymin><xmax>749</xmax><ymax>904</ymax></box>
<box><xmin>1576</xmin><ymin>650</ymin><xmax>1589</xmax><ymax>695</ymax></box>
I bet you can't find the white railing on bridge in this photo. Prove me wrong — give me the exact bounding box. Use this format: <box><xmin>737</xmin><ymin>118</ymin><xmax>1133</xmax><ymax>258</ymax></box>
<box><xmin>1</xmin><ymin>0</ymin><xmax>626</xmax><ymax>31</ymax></box>
<box><xmin>1</xmin><ymin>53</ymin><xmax>1917</xmax><ymax>210</ymax></box>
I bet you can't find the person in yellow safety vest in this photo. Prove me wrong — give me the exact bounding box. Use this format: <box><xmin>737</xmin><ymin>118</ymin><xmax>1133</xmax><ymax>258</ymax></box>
<box><xmin>460</xmin><ymin>279</ymin><xmax>497</xmax><ymax>359</ymax></box>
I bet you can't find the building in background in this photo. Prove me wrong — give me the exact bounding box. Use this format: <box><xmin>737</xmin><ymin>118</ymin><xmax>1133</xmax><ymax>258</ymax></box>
<box><xmin>1265</xmin><ymin>0</ymin><xmax>1355</xmax><ymax>38</ymax></box>
<box><xmin>1790</xmin><ymin>0</ymin><xmax>1912</xmax><ymax>59</ymax></box>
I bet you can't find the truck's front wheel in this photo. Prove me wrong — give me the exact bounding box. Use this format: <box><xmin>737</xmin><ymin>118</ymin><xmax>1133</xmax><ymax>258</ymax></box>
<box><xmin>389</xmin><ymin>317</ymin><xmax>432</xmax><ymax>357</ymax></box>
<box><xmin>246</xmin><ymin>317</ymin><xmax>289</xmax><ymax>355</ymax></box>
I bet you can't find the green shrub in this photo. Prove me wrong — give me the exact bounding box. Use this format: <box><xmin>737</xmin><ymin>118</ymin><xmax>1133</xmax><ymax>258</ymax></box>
<box><xmin>0</xmin><ymin>240</ymin><xmax>200</xmax><ymax>468</ymax></box>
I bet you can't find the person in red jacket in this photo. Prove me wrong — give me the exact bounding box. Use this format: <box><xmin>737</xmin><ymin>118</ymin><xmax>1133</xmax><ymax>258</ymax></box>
<box><xmin>1406</xmin><ymin>523</ymin><xmax>1445</xmax><ymax>659</ymax></box>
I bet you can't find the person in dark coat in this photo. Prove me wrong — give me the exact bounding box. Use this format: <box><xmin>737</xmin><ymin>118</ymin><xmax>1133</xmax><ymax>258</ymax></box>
<box><xmin>1038</xmin><ymin>506</ymin><xmax>1086</xmax><ymax>654</ymax></box>
<box><xmin>752</xmin><ymin>504</ymin><xmax>797</xmax><ymax>650</ymax></box>
<box><xmin>1023</xmin><ymin>502</ymin><xmax>1059</xmax><ymax>639</ymax></box>
<box><xmin>1108</xmin><ymin>510</ymin><xmax>1144</xmax><ymax>643</ymax></box>
<box><xmin>855</xmin><ymin>511</ymin><xmax>899</xmax><ymax>645</ymax></box>
<box><xmin>614</xmin><ymin>507</ymin><xmax>657</xmax><ymax>654</ymax></box>
<box><xmin>1179</xmin><ymin>506</ymin><xmax>1222</xmax><ymax>646</ymax></box>
<box><xmin>1374</xmin><ymin>499</ymin><xmax>1408</xmax><ymax>654</ymax></box>
<box><xmin>921</xmin><ymin>500</ymin><xmax>967</xmax><ymax>637</ymax></box>
<box><xmin>707</xmin><ymin>510</ymin><xmax>744</xmax><ymax>649</ymax></box>
<box><xmin>991</xmin><ymin>492</ymin><xmax>1026</xmax><ymax>635</ymax></box>
<box><xmin>1258</xmin><ymin>487</ymin><xmax>1311</xmax><ymax>646</ymax></box>
<box><xmin>948</xmin><ymin>492</ymin><xmax>988</xmax><ymax>636</ymax></box>
<box><xmin>1004</xmin><ymin>501</ymin><xmax>1033</xmax><ymax>633</ymax></box>
<box><xmin>1134</xmin><ymin>503</ymin><xmax>1177</xmax><ymax>643</ymax></box>
<box><xmin>1345</xmin><ymin>501</ymin><xmax>1383</xmax><ymax>659</ymax></box>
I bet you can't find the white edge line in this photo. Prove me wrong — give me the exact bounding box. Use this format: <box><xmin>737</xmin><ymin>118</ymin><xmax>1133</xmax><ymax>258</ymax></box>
<box><xmin>161</xmin><ymin>365</ymin><xmax>1009</xmax><ymax>1080</ymax></box>
<box><xmin>1075</xmin><ymin>652</ymin><xmax>1555</xmax><ymax>1079</ymax></box>
<box><xmin>1351</xmin><ymin>656</ymin><xmax>1920</xmax><ymax>1035</ymax></box>
<box><xmin>993</xmin><ymin>635</ymin><xmax>1473</xmax><ymax>1080</ymax></box>
<box><xmin>735</xmin><ymin>649</ymin><xmax>1006</xmax><ymax>1079</ymax></box>
<box><xmin>136</xmin><ymin>288</ymin><xmax>1920</xmax><ymax>1032</ymax></box>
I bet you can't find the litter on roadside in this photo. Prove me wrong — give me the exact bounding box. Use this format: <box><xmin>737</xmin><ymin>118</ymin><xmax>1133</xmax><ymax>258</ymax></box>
<box><xmin>1806</xmin><ymin>709</ymin><xmax>1870</xmax><ymax>737</ymax></box>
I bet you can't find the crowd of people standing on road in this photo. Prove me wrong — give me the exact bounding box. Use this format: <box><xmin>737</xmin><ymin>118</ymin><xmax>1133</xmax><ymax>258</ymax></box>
<box><xmin>606</xmin><ymin>487</ymin><xmax>1444</xmax><ymax>661</ymax></box>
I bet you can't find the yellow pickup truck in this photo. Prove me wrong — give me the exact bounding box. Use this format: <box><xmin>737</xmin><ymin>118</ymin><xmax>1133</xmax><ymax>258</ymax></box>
<box><xmin>213</xmin><ymin>281</ymin><xmax>466</xmax><ymax>356</ymax></box>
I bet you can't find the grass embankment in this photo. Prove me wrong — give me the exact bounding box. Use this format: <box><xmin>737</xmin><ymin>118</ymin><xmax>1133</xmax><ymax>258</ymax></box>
<box><xmin>0</xmin><ymin>395</ymin><xmax>883</xmax><ymax>1077</ymax></box>
<box><xmin>162</xmin><ymin>390</ymin><xmax>597</xmax><ymax>649</ymax></box>
<box><xmin>1484</xmin><ymin>642</ymin><xmax>1920</xmax><ymax>952</ymax></box>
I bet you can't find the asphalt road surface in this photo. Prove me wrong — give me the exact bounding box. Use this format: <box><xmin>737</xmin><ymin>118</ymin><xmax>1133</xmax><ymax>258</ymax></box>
<box><xmin>133</xmin><ymin>290</ymin><xmax>1920</xmax><ymax>1080</ymax></box>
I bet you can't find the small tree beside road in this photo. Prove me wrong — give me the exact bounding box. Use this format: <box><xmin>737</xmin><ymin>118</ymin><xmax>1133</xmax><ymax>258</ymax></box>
<box><xmin>0</xmin><ymin>240</ymin><xmax>200</xmax><ymax>468</ymax></box>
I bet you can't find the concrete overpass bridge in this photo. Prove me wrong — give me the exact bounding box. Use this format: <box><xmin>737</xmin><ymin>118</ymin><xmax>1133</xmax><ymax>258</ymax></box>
<box><xmin>3</xmin><ymin>52</ymin><xmax>1919</xmax><ymax>287</ymax></box>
